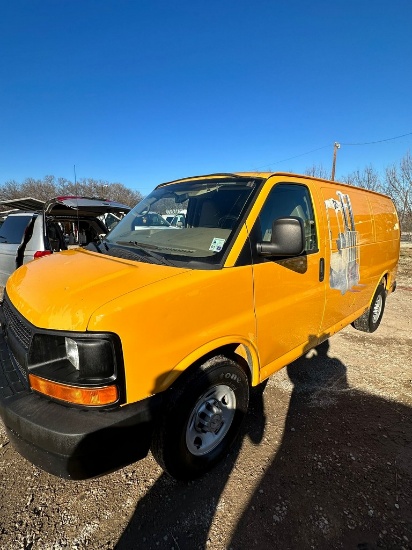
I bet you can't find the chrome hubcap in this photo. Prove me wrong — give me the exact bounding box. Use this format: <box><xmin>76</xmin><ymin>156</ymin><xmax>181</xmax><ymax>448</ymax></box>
<box><xmin>372</xmin><ymin>294</ymin><xmax>383</xmax><ymax>324</ymax></box>
<box><xmin>186</xmin><ymin>385</ymin><xmax>236</xmax><ymax>456</ymax></box>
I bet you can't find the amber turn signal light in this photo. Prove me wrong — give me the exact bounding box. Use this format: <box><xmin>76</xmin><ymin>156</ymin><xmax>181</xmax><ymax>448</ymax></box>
<box><xmin>29</xmin><ymin>374</ymin><xmax>118</xmax><ymax>406</ymax></box>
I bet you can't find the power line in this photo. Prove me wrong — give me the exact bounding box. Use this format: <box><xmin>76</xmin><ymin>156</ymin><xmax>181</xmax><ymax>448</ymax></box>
<box><xmin>252</xmin><ymin>131</ymin><xmax>412</xmax><ymax>172</ymax></box>
<box><xmin>341</xmin><ymin>131</ymin><xmax>412</xmax><ymax>146</ymax></box>
<box><xmin>254</xmin><ymin>144</ymin><xmax>331</xmax><ymax>170</ymax></box>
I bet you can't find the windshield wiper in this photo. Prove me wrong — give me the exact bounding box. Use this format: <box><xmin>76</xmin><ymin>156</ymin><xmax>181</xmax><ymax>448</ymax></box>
<box><xmin>85</xmin><ymin>241</ymin><xmax>103</xmax><ymax>253</ymax></box>
<box><xmin>117</xmin><ymin>241</ymin><xmax>174</xmax><ymax>266</ymax></box>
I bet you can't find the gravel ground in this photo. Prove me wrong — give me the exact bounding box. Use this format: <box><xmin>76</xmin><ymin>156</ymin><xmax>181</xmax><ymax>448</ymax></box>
<box><xmin>0</xmin><ymin>244</ymin><xmax>411</xmax><ymax>550</ymax></box>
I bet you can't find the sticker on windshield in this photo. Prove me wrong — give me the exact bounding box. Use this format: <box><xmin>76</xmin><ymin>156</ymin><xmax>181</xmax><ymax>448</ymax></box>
<box><xmin>209</xmin><ymin>237</ymin><xmax>225</xmax><ymax>252</ymax></box>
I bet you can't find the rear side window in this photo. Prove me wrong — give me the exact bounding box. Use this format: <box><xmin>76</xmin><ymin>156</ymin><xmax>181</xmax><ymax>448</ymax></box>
<box><xmin>0</xmin><ymin>215</ymin><xmax>34</xmax><ymax>244</ymax></box>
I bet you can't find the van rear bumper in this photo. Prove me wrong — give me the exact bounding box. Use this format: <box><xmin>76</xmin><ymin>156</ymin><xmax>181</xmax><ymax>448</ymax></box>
<box><xmin>0</xmin><ymin>330</ymin><xmax>163</xmax><ymax>479</ymax></box>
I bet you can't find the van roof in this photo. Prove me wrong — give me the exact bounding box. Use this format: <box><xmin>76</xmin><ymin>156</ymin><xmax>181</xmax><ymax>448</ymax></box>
<box><xmin>157</xmin><ymin>172</ymin><xmax>392</xmax><ymax>199</ymax></box>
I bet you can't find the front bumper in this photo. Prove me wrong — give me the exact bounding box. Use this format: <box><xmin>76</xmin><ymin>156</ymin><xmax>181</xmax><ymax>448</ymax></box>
<box><xmin>0</xmin><ymin>328</ymin><xmax>163</xmax><ymax>479</ymax></box>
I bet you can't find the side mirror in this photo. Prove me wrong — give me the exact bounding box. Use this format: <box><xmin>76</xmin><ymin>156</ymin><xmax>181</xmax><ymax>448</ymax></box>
<box><xmin>256</xmin><ymin>217</ymin><xmax>305</xmax><ymax>257</ymax></box>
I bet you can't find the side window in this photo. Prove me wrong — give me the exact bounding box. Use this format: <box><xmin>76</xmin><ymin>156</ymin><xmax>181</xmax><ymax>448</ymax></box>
<box><xmin>0</xmin><ymin>215</ymin><xmax>34</xmax><ymax>244</ymax></box>
<box><xmin>258</xmin><ymin>184</ymin><xmax>317</xmax><ymax>252</ymax></box>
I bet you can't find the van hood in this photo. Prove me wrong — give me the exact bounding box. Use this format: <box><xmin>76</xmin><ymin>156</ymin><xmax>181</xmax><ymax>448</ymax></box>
<box><xmin>6</xmin><ymin>249</ymin><xmax>188</xmax><ymax>331</ymax></box>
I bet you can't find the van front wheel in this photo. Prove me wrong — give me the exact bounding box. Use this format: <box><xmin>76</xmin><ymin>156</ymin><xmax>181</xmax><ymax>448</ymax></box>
<box><xmin>352</xmin><ymin>283</ymin><xmax>386</xmax><ymax>333</ymax></box>
<box><xmin>151</xmin><ymin>356</ymin><xmax>249</xmax><ymax>480</ymax></box>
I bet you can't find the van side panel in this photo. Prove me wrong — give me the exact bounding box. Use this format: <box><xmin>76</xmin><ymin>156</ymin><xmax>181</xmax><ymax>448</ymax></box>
<box><xmin>320</xmin><ymin>186</ymin><xmax>367</xmax><ymax>331</ymax></box>
<box><xmin>369</xmin><ymin>194</ymin><xmax>400</xmax><ymax>243</ymax></box>
<box><xmin>319</xmin><ymin>185</ymin><xmax>399</xmax><ymax>334</ymax></box>
<box><xmin>368</xmin><ymin>194</ymin><xmax>400</xmax><ymax>290</ymax></box>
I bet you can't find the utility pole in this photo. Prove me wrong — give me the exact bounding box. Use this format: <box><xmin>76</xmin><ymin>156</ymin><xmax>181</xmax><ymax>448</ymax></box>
<box><xmin>331</xmin><ymin>142</ymin><xmax>340</xmax><ymax>181</ymax></box>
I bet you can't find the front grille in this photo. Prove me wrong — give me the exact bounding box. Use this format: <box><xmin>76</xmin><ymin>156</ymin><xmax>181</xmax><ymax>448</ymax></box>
<box><xmin>2</xmin><ymin>298</ymin><xmax>32</xmax><ymax>352</ymax></box>
<box><xmin>0</xmin><ymin>297</ymin><xmax>32</xmax><ymax>394</ymax></box>
<box><xmin>0</xmin><ymin>336</ymin><xmax>29</xmax><ymax>396</ymax></box>
<box><xmin>10</xmin><ymin>349</ymin><xmax>28</xmax><ymax>383</ymax></box>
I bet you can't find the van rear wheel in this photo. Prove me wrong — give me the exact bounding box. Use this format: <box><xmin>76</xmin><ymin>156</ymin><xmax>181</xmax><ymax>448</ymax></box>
<box><xmin>151</xmin><ymin>356</ymin><xmax>249</xmax><ymax>480</ymax></box>
<box><xmin>352</xmin><ymin>283</ymin><xmax>386</xmax><ymax>333</ymax></box>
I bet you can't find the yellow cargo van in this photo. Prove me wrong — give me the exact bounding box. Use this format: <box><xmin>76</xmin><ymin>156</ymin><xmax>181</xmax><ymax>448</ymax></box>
<box><xmin>0</xmin><ymin>173</ymin><xmax>400</xmax><ymax>480</ymax></box>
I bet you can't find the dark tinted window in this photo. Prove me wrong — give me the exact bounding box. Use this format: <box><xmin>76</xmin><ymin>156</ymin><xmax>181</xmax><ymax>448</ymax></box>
<box><xmin>0</xmin><ymin>215</ymin><xmax>34</xmax><ymax>244</ymax></box>
<box><xmin>258</xmin><ymin>183</ymin><xmax>317</xmax><ymax>252</ymax></box>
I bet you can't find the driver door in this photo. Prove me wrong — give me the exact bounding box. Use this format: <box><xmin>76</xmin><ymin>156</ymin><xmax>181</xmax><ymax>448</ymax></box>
<box><xmin>251</xmin><ymin>182</ymin><xmax>326</xmax><ymax>380</ymax></box>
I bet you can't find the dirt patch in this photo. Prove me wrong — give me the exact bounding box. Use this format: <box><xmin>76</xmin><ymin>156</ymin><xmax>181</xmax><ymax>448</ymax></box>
<box><xmin>1</xmin><ymin>246</ymin><xmax>412</xmax><ymax>550</ymax></box>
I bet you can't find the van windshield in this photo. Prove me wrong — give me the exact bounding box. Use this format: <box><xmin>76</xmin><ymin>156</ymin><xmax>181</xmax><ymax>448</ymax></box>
<box><xmin>104</xmin><ymin>176</ymin><xmax>261</xmax><ymax>267</ymax></box>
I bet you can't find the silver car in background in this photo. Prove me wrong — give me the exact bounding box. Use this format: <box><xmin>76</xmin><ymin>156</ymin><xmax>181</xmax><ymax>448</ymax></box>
<box><xmin>0</xmin><ymin>196</ymin><xmax>130</xmax><ymax>286</ymax></box>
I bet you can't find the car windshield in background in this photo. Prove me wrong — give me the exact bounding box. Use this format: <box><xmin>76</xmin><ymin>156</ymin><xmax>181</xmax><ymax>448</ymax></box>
<box><xmin>104</xmin><ymin>176</ymin><xmax>261</xmax><ymax>267</ymax></box>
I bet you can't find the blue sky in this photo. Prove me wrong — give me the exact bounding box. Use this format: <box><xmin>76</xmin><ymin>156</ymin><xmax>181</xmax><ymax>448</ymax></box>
<box><xmin>1</xmin><ymin>1</ymin><xmax>411</xmax><ymax>196</ymax></box>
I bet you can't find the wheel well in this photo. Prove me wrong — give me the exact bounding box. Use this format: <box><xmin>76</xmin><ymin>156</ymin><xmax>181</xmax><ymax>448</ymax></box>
<box><xmin>224</xmin><ymin>344</ymin><xmax>253</xmax><ymax>382</ymax></box>
<box><xmin>376</xmin><ymin>274</ymin><xmax>388</xmax><ymax>294</ymax></box>
<box><xmin>171</xmin><ymin>344</ymin><xmax>253</xmax><ymax>390</ymax></box>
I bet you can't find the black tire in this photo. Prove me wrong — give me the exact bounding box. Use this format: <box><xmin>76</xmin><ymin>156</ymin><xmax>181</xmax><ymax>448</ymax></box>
<box><xmin>352</xmin><ymin>283</ymin><xmax>386</xmax><ymax>333</ymax></box>
<box><xmin>151</xmin><ymin>355</ymin><xmax>249</xmax><ymax>480</ymax></box>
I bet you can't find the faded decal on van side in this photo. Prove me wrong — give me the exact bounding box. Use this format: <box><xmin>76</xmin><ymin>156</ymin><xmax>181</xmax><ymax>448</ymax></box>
<box><xmin>325</xmin><ymin>192</ymin><xmax>360</xmax><ymax>295</ymax></box>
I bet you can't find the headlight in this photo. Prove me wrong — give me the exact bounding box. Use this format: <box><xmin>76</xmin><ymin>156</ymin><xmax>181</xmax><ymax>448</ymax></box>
<box><xmin>63</xmin><ymin>336</ymin><xmax>116</xmax><ymax>379</ymax></box>
<box><xmin>26</xmin><ymin>331</ymin><xmax>124</xmax><ymax>407</ymax></box>
<box><xmin>65</xmin><ymin>337</ymin><xmax>79</xmax><ymax>370</ymax></box>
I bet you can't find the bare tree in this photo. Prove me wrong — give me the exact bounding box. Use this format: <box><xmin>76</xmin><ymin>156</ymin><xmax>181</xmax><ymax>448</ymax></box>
<box><xmin>304</xmin><ymin>164</ymin><xmax>329</xmax><ymax>179</ymax></box>
<box><xmin>0</xmin><ymin>176</ymin><xmax>143</xmax><ymax>209</ymax></box>
<box><xmin>0</xmin><ymin>177</ymin><xmax>58</xmax><ymax>202</ymax></box>
<box><xmin>101</xmin><ymin>182</ymin><xmax>143</xmax><ymax>207</ymax></box>
<box><xmin>342</xmin><ymin>165</ymin><xmax>383</xmax><ymax>192</ymax></box>
<box><xmin>21</xmin><ymin>176</ymin><xmax>59</xmax><ymax>201</ymax></box>
<box><xmin>385</xmin><ymin>152</ymin><xmax>412</xmax><ymax>232</ymax></box>
<box><xmin>0</xmin><ymin>180</ymin><xmax>22</xmax><ymax>200</ymax></box>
